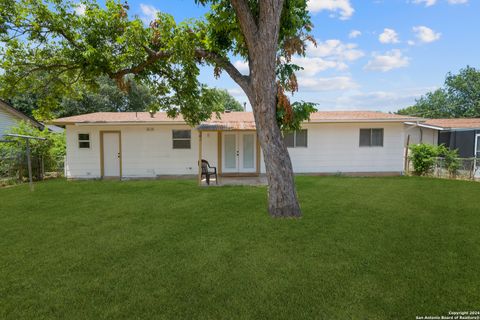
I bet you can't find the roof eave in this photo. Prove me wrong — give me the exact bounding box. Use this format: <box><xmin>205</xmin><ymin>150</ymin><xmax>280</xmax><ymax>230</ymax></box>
<box><xmin>0</xmin><ymin>100</ymin><xmax>44</xmax><ymax>129</ymax></box>
<box><xmin>404</xmin><ymin>121</ymin><xmax>445</xmax><ymax>130</ymax></box>
<box><xmin>309</xmin><ymin>118</ymin><xmax>422</xmax><ymax>123</ymax></box>
<box><xmin>52</xmin><ymin>120</ymin><xmax>188</xmax><ymax>126</ymax></box>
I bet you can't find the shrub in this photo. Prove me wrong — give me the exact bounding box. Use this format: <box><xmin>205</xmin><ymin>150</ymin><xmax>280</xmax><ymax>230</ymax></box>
<box><xmin>437</xmin><ymin>145</ymin><xmax>461</xmax><ymax>177</ymax></box>
<box><xmin>408</xmin><ymin>143</ymin><xmax>460</xmax><ymax>177</ymax></box>
<box><xmin>408</xmin><ymin>143</ymin><xmax>440</xmax><ymax>176</ymax></box>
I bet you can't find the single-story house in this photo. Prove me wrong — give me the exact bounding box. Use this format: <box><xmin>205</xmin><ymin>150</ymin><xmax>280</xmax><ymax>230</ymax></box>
<box><xmin>52</xmin><ymin>111</ymin><xmax>421</xmax><ymax>180</ymax></box>
<box><xmin>0</xmin><ymin>99</ymin><xmax>44</xmax><ymax>137</ymax></box>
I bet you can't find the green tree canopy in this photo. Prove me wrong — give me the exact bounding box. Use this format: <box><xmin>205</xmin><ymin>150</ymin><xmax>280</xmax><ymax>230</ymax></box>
<box><xmin>210</xmin><ymin>88</ymin><xmax>244</xmax><ymax>111</ymax></box>
<box><xmin>0</xmin><ymin>0</ymin><xmax>314</xmax><ymax>126</ymax></box>
<box><xmin>0</xmin><ymin>0</ymin><xmax>316</xmax><ymax>216</ymax></box>
<box><xmin>397</xmin><ymin>66</ymin><xmax>480</xmax><ymax>118</ymax></box>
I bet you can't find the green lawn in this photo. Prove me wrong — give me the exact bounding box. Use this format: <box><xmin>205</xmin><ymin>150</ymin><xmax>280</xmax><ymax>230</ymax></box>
<box><xmin>1</xmin><ymin>177</ymin><xmax>479</xmax><ymax>319</ymax></box>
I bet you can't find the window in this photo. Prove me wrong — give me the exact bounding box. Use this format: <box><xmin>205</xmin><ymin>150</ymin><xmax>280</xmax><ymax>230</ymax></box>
<box><xmin>78</xmin><ymin>133</ymin><xmax>90</xmax><ymax>148</ymax></box>
<box><xmin>172</xmin><ymin>130</ymin><xmax>191</xmax><ymax>149</ymax></box>
<box><xmin>284</xmin><ymin>130</ymin><xmax>308</xmax><ymax>148</ymax></box>
<box><xmin>359</xmin><ymin>128</ymin><xmax>384</xmax><ymax>147</ymax></box>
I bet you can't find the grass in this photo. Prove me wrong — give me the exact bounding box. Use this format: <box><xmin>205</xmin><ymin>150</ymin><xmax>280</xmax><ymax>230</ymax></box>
<box><xmin>1</xmin><ymin>176</ymin><xmax>479</xmax><ymax>319</ymax></box>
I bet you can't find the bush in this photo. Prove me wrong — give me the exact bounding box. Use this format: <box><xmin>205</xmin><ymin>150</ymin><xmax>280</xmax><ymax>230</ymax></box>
<box><xmin>409</xmin><ymin>144</ymin><xmax>439</xmax><ymax>176</ymax></box>
<box><xmin>408</xmin><ymin>143</ymin><xmax>460</xmax><ymax>177</ymax></box>
<box><xmin>437</xmin><ymin>145</ymin><xmax>461</xmax><ymax>177</ymax></box>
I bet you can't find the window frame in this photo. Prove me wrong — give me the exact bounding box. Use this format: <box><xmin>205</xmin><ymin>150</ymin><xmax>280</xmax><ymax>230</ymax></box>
<box><xmin>78</xmin><ymin>133</ymin><xmax>90</xmax><ymax>149</ymax></box>
<box><xmin>172</xmin><ymin>129</ymin><xmax>192</xmax><ymax>149</ymax></box>
<box><xmin>359</xmin><ymin>128</ymin><xmax>384</xmax><ymax>147</ymax></box>
<box><xmin>284</xmin><ymin>129</ymin><xmax>308</xmax><ymax>148</ymax></box>
<box><xmin>475</xmin><ymin>134</ymin><xmax>480</xmax><ymax>158</ymax></box>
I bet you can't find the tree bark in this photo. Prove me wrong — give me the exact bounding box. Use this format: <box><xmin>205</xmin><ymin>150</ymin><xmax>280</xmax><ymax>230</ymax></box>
<box><xmin>249</xmin><ymin>89</ymin><xmax>302</xmax><ymax>218</ymax></box>
<box><xmin>243</xmin><ymin>0</ymin><xmax>302</xmax><ymax>217</ymax></box>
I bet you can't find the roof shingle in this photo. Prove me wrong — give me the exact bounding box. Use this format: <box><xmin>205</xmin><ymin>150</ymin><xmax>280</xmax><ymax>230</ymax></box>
<box><xmin>52</xmin><ymin>111</ymin><xmax>420</xmax><ymax>127</ymax></box>
<box><xmin>423</xmin><ymin>118</ymin><xmax>480</xmax><ymax>130</ymax></box>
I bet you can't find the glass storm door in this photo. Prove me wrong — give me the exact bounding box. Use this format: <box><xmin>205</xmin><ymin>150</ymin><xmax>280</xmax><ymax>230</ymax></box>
<box><xmin>239</xmin><ymin>133</ymin><xmax>256</xmax><ymax>173</ymax></box>
<box><xmin>223</xmin><ymin>133</ymin><xmax>238</xmax><ymax>173</ymax></box>
<box><xmin>222</xmin><ymin>132</ymin><xmax>256</xmax><ymax>174</ymax></box>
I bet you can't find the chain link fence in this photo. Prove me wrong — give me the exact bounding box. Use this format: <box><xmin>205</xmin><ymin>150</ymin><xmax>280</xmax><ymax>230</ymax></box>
<box><xmin>406</xmin><ymin>156</ymin><xmax>479</xmax><ymax>181</ymax></box>
<box><xmin>0</xmin><ymin>142</ymin><xmax>64</xmax><ymax>187</ymax></box>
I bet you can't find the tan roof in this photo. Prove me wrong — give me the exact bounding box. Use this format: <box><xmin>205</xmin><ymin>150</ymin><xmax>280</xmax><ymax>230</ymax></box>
<box><xmin>52</xmin><ymin>112</ymin><xmax>185</xmax><ymax>124</ymax></box>
<box><xmin>52</xmin><ymin>111</ymin><xmax>419</xmax><ymax>128</ymax></box>
<box><xmin>423</xmin><ymin>118</ymin><xmax>480</xmax><ymax>130</ymax></box>
<box><xmin>309</xmin><ymin>111</ymin><xmax>418</xmax><ymax>121</ymax></box>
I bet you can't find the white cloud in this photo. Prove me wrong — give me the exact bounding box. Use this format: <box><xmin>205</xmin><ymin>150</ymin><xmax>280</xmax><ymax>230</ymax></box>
<box><xmin>307</xmin><ymin>0</ymin><xmax>354</xmax><ymax>20</ymax></box>
<box><xmin>411</xmin><ymin>0</ymin><xmax>467</xmax><ymax>6</ymax></box>
<box><xmin>233</xmin><ymin>60</ymin><xmax>249</xmax><ymax>75</ymax></box>
<box><xmin>298</xmin><ymin>76</ymin><xmax>359</xmax><ymax>91</ymax></box>
<box><xmin>292</xmin><ymin>39</ymin><xmax>364</xmax><ymax>77</ymax></box>
<box><xmin>307</xmin><ymin>40</ymin><xmax>364</xmax><ymax>62</ymax></box>
<box><xmin>312</xmin><ymin>87</ymin><xmax>437</xmax><ymax>112</ymax></box>
<box><xmin>412</xmin><ymin>26</ymin><xmax>441</xmax><ymax>43</ymax></box>
<box><xmin>379</xmin><ymin>28</ymin><xmax>400</xmax><ymax>44</ymax></box>
<box><xmin>331</xmin><ymin>87</ymin><xmax>435</xmax><ymax>112</ymax></box>
<box><xmin>349</xmin><ymin>30</ymin><xmax>362</xmax><ymax>39</ymax></box>
<box><xmin>74</xmin><ymin>3</ymin><xmax>86</xmax><ymax>15</ymax></box>
<box><xmin>364</xmin><ymin>49</ymin><xmax>410</xmax><ymax>72</ymax></box>
<box><xmin>292</xmin><ymin>57</ymin><xmax>344</xmax><ymax>76</ymax></box>
<box><xmin>412</xmin><ymin>0</ymin><xmax>437</xmax><ymax>7</ymax></box>
<box><xmin>140</xmin><ymin>4</ymin><xmax>159</xmax><ymax>24</ymax></box>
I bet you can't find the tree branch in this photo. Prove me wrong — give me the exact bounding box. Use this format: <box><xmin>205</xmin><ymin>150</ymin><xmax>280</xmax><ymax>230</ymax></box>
<box><xmin>111</xmin><ymin>49</ymin><xmax>171</xmax><ymax>79</ymax></box>
<box><xmin>195</xmin><ymin>49</ymin><xmax>251</xmax><ymax>95</ymax></box>
<box><xmin>230</xmin><ymin>0</ymin><xmax>259</xmax><ymax>51</ymax></box>
<box><xmin>109</xmin><ymin>46</ymin><xmax>251</xmax><ymax>95</ymax></box>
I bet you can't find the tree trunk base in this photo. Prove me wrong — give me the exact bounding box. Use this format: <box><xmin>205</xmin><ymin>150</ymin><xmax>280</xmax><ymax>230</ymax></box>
<box><xmin>268</xmin><ymin>204</ymin><xmax>302</xmax><ymax>218</ymax></box>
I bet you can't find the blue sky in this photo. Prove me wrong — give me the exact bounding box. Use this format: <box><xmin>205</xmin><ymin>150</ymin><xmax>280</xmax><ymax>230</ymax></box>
<box><xmin>124</xmin><ymin>0</ymin><xmax>479</xmax><ymax>112</ymax></box>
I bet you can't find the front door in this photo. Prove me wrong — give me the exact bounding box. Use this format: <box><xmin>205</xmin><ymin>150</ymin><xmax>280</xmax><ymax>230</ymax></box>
<box><xmin>222</xmin><ymin>132</ymin><xmax>256</xmax><ymax>174</ymax></box>
<box><xmin>475</xmin><ymin>134</ymin><xmax>480</xmax><ymax>178</ymax></box>
<box><xmin>102</xmin><ymin>132</ymin><xmax>121</xmax><ymax>178</ymax></box>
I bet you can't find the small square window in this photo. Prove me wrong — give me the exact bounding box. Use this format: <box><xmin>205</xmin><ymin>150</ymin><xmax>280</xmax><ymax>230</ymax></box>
<box><xmin>284</xmin><ymin>130</ymin><xmax>307</xmax><ymax>148</ymax></box>
<box><xmin>172</xmin><ymin>130</ymin><xmax>191</xmax><ymax>149</ymax></box>
<box><xmin>78</xmin><ymin>133</ymin><xmax>90</xmax><ymax>149</ymax></box>
<box><xmin>359</xmin><ymin>128</ymin><xmax>384</xmax><ymax>147</ymax></box>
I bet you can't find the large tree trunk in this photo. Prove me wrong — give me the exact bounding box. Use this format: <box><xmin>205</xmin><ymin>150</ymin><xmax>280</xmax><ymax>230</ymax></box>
<box><xmin>250</xmin><ymin>93</ymin><xmax>302</xmax><ymax>218</ymax></box>
<box><xmin>247</xmin><ymin>1</ymin><xmax>301</xmax><ymax>218</ymax></box>
<box><xmin>227</xmin><ymin>0</ymin><xmax>301</xmax><ymax>217</ymax></box>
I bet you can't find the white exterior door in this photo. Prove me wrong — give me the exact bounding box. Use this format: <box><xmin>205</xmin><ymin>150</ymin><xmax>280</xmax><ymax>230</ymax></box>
<box><xmin>475</xmin><ymin>134</ymin><xmax>480</xmax><ymax>178</ymax></box>
<box><xmin>222</xmin><ymin>132</ymin><xmax>256</xmax><ymax>174</ymax></box>
<box><xmin>102</xmin><ymin>132</ymin><xmax>121</xmax><ymax>177</ymax></box>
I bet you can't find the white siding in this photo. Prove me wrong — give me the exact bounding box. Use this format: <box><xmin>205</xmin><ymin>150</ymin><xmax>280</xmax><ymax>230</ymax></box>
<box><xmin>65</xmin><ymin>125</ymin><xmax>102</xmax><ymax>178</ymax></box>
<box><xmin>65</xmin><ymin>122</ymin><xmax>410</xmax><ymax>178</ymax></box>
<box><xmin>0</xmin><ymin>108</ymin><xmax>20</xmax><ymax>137</ymax></box>
<box><xmin>200</xmin><ymin>131</ymin><xmax>218</xmax><ymax>168</ymax></box>
<box><xmin>284</xmin><ymin>122</ymin><xmax>406</xmax><ymax>173</ymax></box>
<box><xmin>404</xmin><ymin>125</ymin><xmax>438</xmax><ymax>146</ymax></box>
<box><xmin>66</xmin><ymin>125</ymin><xmax>206</xmax><ymax>178</ymax></box>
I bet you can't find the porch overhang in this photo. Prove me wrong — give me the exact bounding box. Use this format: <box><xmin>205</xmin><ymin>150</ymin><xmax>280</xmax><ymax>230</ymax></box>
<box><xmin>196</xmin><ymin>121</ymin><xmax>256</xmax><ymax>131</ymax></box>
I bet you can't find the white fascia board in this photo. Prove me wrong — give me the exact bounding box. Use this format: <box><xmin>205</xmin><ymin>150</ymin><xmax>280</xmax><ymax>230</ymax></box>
<box><xmin>404</xmin><ymin>121</ymin><xmax>444</xmax><ymax>131</ymax></box>
<box><xmin>74</xmin><ymin>121</ymin><xmax>187</xmax><ymax>126</ymax></box>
